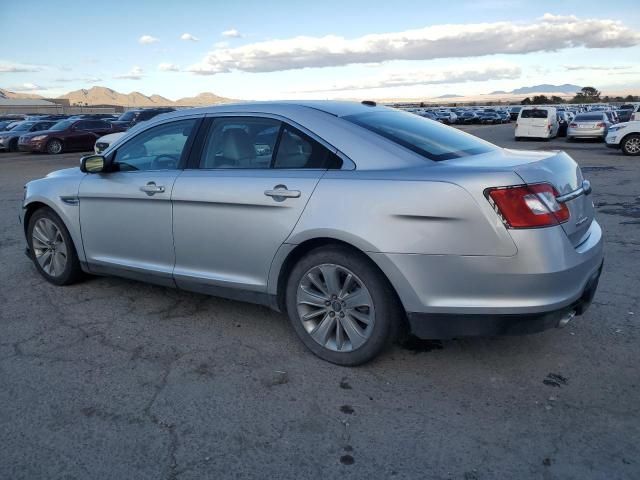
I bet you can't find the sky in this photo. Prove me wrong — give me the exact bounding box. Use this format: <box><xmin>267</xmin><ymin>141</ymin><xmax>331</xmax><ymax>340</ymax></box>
<box><xmin>2</xmin><ymin>0</ymin><xmax>640</xmax><ymax>101</ymax></box>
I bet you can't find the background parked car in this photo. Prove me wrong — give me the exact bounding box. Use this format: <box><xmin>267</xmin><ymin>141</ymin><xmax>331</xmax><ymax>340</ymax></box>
<box><xmin>434</xmin><ymin>111</ymin><xmax>458</xmax><ymax>124</ymax></box>
<box><xmin>509</xmin><ymin>106</ymin><xmax>522</xmax><ymax>120</ymax></box>
<box><xmin>478</xmin><ymin>112</ymin><xmax>501</xmax><ymax>124</ymax></box>
<box><xmin>616</xmin><ymin>104</ymin><xmax>640</xmax><ymax>123</ymax></box>
<box><xmin>18</xmin><ymin>119</ymin><xmax>125</xmax><ymax>154</ymax></box>
<box><xmin>606</xmin><ymin>121</ymin><xmax>640</xmax><ymax>155</ymax></box>
<box><xmin>0</xmin><ymin>120</ymin><xmax>56</xmax><ymax>152</ymax></box>
<box><xmin>515</xmin><ymin>107</ymin><xmax>559</xmax><ymax>140</ymax></box>
<box><xmin>110</xmin><ymin>107</ymin><xmax>175</xmax><ymax>129</ymax></box>
<box><xmin>459</xmin><ymin>111</ymin><xmax>479</xmax><ymax>124</ymax></box>
<box><xmin>567</xmin><ymin>113</ymin><xmax>611</xmax><ymax>142</ymax></box>
<box><xmin>94</xmin><ymin>131</ymin><xmax>126</xmax><ymax>154</ymax></box>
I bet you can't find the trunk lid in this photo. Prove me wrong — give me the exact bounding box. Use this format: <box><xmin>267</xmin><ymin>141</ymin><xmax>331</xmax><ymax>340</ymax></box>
<box><xmin>444</xmin><ymin>148</ymin><xmax>594</xmax><ymax>247</ymax></box>
<box><xmin>508</xmin><ymin>149</ymin><xmax>594</xmax><ymax>247</ymax></box>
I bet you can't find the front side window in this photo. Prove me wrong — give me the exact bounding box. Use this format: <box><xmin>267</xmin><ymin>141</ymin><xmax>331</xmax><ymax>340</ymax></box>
<box><xmin>114</xmin><ymin>119</ymin><xmax>196</xmax><ymax>172</ymax></box>
<box><xmin>344</xmin><ymin>110</ymin><xmax>495</xmax><ymax>161</ymax></box>
<box><xmin>199</xmin><ymin>117</ymin><xmax>281</xmax><ymax>169</ymax></box>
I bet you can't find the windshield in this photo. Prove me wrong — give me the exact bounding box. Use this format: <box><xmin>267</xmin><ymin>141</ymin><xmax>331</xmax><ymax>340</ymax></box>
<box><xmin>343</xmin><ymin>110</ymin><xmax>495</xmax><ymax>161</ymax></box>
<box><xmin>117</xmin><ymin>111</ymin><xmax>137</xmax><ymax>121</ymax></box>
<box><xmin>49</xmin><ymin>120</ymin><xmax>74</xmax><ymax>131</ymax></box>
<box><xmin>575</xmin><ymin>114</ymin><xmax>604</xmax><ymax>121</ymax></box>
<box><xmin>12</xmin><ymin>122</ymin><xmax>36</xmax><ymax>132</ymax></box>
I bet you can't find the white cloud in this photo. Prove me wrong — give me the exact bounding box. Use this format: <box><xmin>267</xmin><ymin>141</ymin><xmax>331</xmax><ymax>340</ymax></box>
<box><xmin>114</xmin><ymin>66</ymin><xmax>144</xmax><ymax>80</ymax></box>
<box><xmin>295</xmin><ymin>63</ymin><xmax>522</xmax><ymax>92</ymax></box>
<box><xmin>564</xmin><ymin>65</ymin><xmax>632</xmax><ymax>71</ymax></box>
<box><xmin>158</xmin><ymin>63</ymin><xmax>180</xmax><ymax>72</ymax></box>
<box><xmin>214</xmin><ymin>41</ymin><xmax>229</xmax><ymax>49</ymax></box>
<box><xmin>189</xmin><ymin>14</ymin><xmax>640</xmax><ymax>75</ymax></box>
<box><xmin>180</xmin><ymin>33</ymin><xmax>199</xmax><ymax>42</ymax></box>
<box><xmin>221</xmin><ymin>28</ymin><xmax>241</xmax><ymax>38</ymax></box>
<box><xmin>139</xmin><ymin>35</ymin><xmax>160</xmax><ymax>45</ymax></box>
<box><xmin>8</xmin><ymin>83</ymin><xmax>47</xmax><ymax>92</ymax></box>
<box><xmin>0</xmin><ymin>62</ymin><xmax>42</xmax><ymax>73</ymax></box>
<box><xmin>54</xmin><ymin>76</ymin><xmax>103</xmax><ymax>83</ymax></box>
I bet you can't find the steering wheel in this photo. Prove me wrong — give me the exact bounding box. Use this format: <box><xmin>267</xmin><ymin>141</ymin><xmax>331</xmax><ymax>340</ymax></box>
<box><xmin>151</xmin><ymin>154</ymin><xmax>180</xmax><ymax>170</ymax></box>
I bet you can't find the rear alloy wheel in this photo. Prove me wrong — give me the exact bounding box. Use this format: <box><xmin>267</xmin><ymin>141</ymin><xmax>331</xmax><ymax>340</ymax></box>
<box><xmin>286</xmin><ymin>246</ymin><xmax>400</xmax><ymax>365</ymax></box>
<box><xmin>46</xmin><ymin>139</ymin><xmax>63</xmax><ymax>155</ymax></box>
<box><xmin>27</xmin><ymin>208</ymin><xmax>83</xmax><ymax>285</ymax></box>
<box><xmin>621</xmin><ymin>134</ymin><xmax>640</xmax><ymax>156</ymax></box>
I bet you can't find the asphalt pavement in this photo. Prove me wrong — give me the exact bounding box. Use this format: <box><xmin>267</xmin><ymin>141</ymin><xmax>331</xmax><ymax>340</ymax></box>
<box><xmin>0</xmin><ymin>125</ymin><xmax>638</xmax><ymax>479</ymax></box>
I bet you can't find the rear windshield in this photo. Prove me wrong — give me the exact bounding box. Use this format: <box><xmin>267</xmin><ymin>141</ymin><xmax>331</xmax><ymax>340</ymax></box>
<box><xmin>343</xmin><ymin>110</ymin><xmax>495</xmax><ymax>161</ymax></box>
<box><xmin>575</xmin><ymin>114</ymin><xmax>604</xmax><ymax>121</ymax></box>
<box><xmin>118</xmin><ymin>111</ymin><xmax>137</xmax><ymax>121</ymax></box>
<box><xmin>520</xmin><ymin>109</ymin><xmax>548</xmax><ymax>119</ymax></box>
<box><xmin>620</xmin><ymin>104</ymin><xmax>637</xmax><ymax>110</ymax></box>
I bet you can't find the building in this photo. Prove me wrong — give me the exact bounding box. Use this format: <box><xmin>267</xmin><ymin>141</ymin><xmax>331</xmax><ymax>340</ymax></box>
<box><xmin>0</xmin><ymin>98</ymin><xmax>117</xmax><ymax>115</ymax></box>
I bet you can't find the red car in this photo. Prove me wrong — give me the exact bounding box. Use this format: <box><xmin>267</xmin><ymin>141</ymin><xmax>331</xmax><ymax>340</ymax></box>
<box><xmin>18</xmin><ymin>119</ymin><xmax>124</xmax><ymax>154</ymax></box>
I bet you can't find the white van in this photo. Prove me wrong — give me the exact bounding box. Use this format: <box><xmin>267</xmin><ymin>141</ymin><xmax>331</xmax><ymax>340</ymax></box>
<box><xmin>515</xmin><ymin>107</ymin><xmax>559</xmax><ymax>140</ymax></box>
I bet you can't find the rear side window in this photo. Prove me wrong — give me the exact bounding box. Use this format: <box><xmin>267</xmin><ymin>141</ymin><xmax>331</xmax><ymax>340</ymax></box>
<box><xmin>520</xmin><ymin>109</ymin><xmax>548</xmax><ymax>119</ymax></box>
<box><xmin>344</xmin><ymin>110</ymin><xmax>495</xmax><ymax>161</ymax></box>
<box><xmin>273</xmin><ymin>126</ymin><xmax>342</xmax><ymax>169</ymax></box>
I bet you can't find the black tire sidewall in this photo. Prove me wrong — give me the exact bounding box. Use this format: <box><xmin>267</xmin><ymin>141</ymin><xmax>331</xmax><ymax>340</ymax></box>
<box><xmin>285</xmin><ymin>246</ymin><xmax>399</xmax><ymax>366</ymax></box>
<box><xmin>9</xmin><ymin>139</ymin><xmax>18</xmax><ymax>152</ymax></box>
<box><xmin>27</xmin><ymin>208</ymin><xmax>82</xmax><ymax>285</ymax></box>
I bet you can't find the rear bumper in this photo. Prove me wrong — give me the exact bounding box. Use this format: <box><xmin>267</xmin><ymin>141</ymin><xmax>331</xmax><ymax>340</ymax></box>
<box><xmin>407</xmin><ymin>261</ymin><xmax>602</xmax><ymax>339</ymax></box>
<box><xmin>568</xmin><ymin>128</ymin><xmax>606</xmax><ymax>138</ymax></box>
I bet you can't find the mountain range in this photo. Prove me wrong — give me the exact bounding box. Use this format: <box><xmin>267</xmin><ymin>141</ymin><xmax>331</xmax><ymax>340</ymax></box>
<box><xmin>489</xmin><ymin>84</ymin><xmax>582</xmax><ymax>95</ymax></box>
<box><xmin>0</xmin><ymin>86</ymin><xmax>233</xmax><ymax>107</ymax></box>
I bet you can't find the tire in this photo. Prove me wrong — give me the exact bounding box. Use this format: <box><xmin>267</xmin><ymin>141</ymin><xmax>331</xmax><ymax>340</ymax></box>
<box><xmin>46</xmin><ymin>139</ymin><xmax>63</xmax><ymax>155</ymax></box>
<box><xmin>566</xmin><ymin>136</ymin><xmax>574</xmax><ymax>142</ymax></box>
<box><xmin>285</xmin><ymin>246</ymin><xmax>401</xmax><ymax>366</ymax></box>
<box><xmin>621</xmin><ymin>134</ymin><xmax>640</xmax><ymax>156</ymax></box>
<box><xmin>514</xmin><ymin>137</ymin><xmax>521</xmax><ymax>141</ymax></box>
<box><xmin>27</xmin><ymin>208</ymin><xmax>83</xmax><ymax>286</ymax></box>
<box><xmin>8</xmin><ymin>139</ymin><xmax>18</xmax><ymax>152</ymax></box>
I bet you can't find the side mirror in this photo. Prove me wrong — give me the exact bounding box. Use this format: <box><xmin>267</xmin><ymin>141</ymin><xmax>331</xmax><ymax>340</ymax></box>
<box><xmin>80</xmin><ymin>154</ymin><xmax>106</xmax><ymax>173</ymax></box>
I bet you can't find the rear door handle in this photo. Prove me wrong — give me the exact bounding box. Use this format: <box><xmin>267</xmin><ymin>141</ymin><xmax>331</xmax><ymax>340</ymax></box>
<box><xmin>140</xmin><ymin>182</ymin><xmax>165</xmax><ymax>196</ymax></box>
<box><xmin>264</xmin><ymin>185</ymin><xmax>301</xmax><ymax>201</ymax></box>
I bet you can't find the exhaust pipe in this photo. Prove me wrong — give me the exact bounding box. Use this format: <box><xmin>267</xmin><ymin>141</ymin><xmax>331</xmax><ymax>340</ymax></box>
<box><xmin>558</xmin><ymin>310</ymin><xmax>576</xmax><ymax>328</ymax></box>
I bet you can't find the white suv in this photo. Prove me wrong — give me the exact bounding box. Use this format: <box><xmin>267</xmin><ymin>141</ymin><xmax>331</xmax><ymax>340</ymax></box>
<box><xmin>605</xmin><ymin>122</ymin><xmax>640</xmax><ymax>156</ymax></box>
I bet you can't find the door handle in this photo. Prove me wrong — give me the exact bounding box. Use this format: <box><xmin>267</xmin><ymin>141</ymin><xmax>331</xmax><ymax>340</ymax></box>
<box><xmin>140</xmin><ymin>182</ymin><xmax>165</xmax><ymax>196</ymax></box>
<box><xmin>264</xmin><ymin>185</ymin><xmax>301</xmax><ymax>201</ymax></box>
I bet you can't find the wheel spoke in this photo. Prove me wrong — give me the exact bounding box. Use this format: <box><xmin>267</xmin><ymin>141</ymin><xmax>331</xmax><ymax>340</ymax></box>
<box><xmin>347</xmin><ymin>308</ymin><xmax>372</xmax><ymax>325</ymax></box>
<box><xmin>302</xmin><ymin>307</ymin><xmax>327</xmax><ymax>321</ymax></box>
<box><xmin>342</xmin><ymin>288</ymin><xmax>370</xmax><ymax>309</ymax></box>
<box><xmin>310</xmin><ymin>313</ymin><xmax>335</xmax><ymax>346</ymax></box>
<box><xmin>335</xmin><ymin>319</ymin><xmax>344</xmax><ymax>351</ymax></box>
<box><xmin>52</xmin><ymin>252</ymin><xmax>65</xmax><ymax>275</ymax></box>
<box><xmin>33</xmin><ymin>224</ymin><xmax>50</xmax><ymax>244</ymax></box>
<box><xmin>338</xmin><ymin>273</ymin><xmax>353</xmax><ymax>298</ymax></box>
<box><xmin>298</xmin><ymin>286</ymin><xmax>329</xmax><ymax>307</ymax></box>
<box><xmin>306</xmin><ymin>271</ymin><xmax>329</xmax><ymax>297</ymax></box>
<box><xmin>39</xmin><ymin>250</ymin><xmax>53</xmax><ymax>273</ymax></box>
<box><xmin>319</xmin><ymin>265</ymin><xmax>340</xmax><ymax>295</ymax></box>
<box><xmin>340</xmin><ymin>315</ymin><xmax>367</xmax><ymax>350</ymax></box>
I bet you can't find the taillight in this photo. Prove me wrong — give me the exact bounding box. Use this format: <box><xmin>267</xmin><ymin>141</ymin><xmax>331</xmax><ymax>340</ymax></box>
<box><xmin>596</xmin><ymin>122</ymin><xmax>605</xmax><ymax>127</ymax></box>
<box><xmin>485</xmin><ymin>183</ymin><xmax>570</xmax><ymax>228</ymax></box>
<box><xmin>570</xmin><ymin>123</ymin><xmax>577</xmax><ymax>128</ymax></box>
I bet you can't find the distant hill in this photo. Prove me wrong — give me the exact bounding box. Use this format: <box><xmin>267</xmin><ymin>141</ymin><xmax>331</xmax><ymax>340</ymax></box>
<box><xmin>0</xmin><ymin>88</ymin><xmax>44</xmax><ymax>100</ymax></box>
<box><xmin>490</xmin><ymin>84</ymin><xmax>582</xmax><ymax>95</ymax></box>
<box><xmin>175</xmin><ymin>92</ymin><xmax>234</xmax><ymax>106</ymax></box>
<box><xmin>434</xmin><ymin>93</ymin><xmax>464</xmax><ymax>99</ymax></box>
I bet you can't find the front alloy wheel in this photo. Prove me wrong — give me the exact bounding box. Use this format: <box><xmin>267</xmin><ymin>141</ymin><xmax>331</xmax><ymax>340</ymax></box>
<box><xmin>296</xmin><ymin>264</ymin><xmax>375</xmax><ymax>352</ymax></box>
<box><xmin>47</xmin><ymin>139</ymin><xmax>63</xmax><ymax>154</ymax></box>
<box><xmin>32</xmin><ymin>218</ymin><xmax>68</xmax><ymax>277</ymax></box>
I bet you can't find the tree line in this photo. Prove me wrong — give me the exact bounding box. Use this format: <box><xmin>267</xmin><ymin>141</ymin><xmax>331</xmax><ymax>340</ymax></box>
<box><xmin>521</xmin><ymin>87</ymin><xmax>639</xmax><ymax>105</ymax></box>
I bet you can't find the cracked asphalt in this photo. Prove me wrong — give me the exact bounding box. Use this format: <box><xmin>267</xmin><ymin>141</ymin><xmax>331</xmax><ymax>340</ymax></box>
<box><xmin>1</xmin><ymin>124</ymin><xmax>638</xmax><ymax>479</ymax></box>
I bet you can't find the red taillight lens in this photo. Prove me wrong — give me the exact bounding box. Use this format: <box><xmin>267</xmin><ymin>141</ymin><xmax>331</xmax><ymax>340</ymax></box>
<box><xmin>486</xmin><ymin>184</ymin><xmax>570</xmax><ymax>228</ymax></box>
<box><xmin>596</xmin><ymin>122</ymin><xmax>605</xmax><ymax>127</ymax></box>
<box><xmin>570</xmin><ymin>123</ymin><xmax>577</xmax><ymax>128</ymax></box>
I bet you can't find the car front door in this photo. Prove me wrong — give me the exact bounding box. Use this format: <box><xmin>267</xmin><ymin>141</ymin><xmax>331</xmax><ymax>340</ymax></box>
<box><xmin>171</xmin><ymin>115</ymin><xmax>342</xmax><ymax>299</ymax></box>
<box><xmin>78</xmin><ymin>117</ymin><xmax>200</xmax><ymax>285</ymax></box>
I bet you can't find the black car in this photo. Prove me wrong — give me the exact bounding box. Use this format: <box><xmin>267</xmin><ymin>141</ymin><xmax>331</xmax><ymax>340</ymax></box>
<box><xmin>459</xmin><ymin>112</ymin><xmax>479</xmax><ymax>124</ymax></box>
<box><xmin>110</xmin><ymin>107</ymin><xmax>175</xmax><ymax>129</ymax></box>
<box><xmin>0</xmin><ymin>120</ymin><xmax>57</xmax><ymax>152</ymax></box>
<box><xmin>478</xmin><ymin>112</ymin><xmax>501</xmax><ymax>124</ymax></box>
<box><xmin>509</xmin><ymin>106</ymin><xmax>522</xmax><ymax>121</ymax></box>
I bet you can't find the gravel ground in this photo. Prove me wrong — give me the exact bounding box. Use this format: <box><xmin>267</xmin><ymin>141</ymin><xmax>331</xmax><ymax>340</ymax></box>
<box><xmin>0</xmin><ymin>125</ymin><xmax>638</xmax><ymax>480</ymax></box>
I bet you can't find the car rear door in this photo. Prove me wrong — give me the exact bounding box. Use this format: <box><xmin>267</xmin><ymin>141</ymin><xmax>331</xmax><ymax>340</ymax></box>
<box><xmin>171</xmin><ymin>115</ymin><xmax>340</xmax><ymax>297</ymax></box>
<box><xmin>78</xmin><ymin>117</ymin><xmax>200</xmax><ymax>285</ymax></box>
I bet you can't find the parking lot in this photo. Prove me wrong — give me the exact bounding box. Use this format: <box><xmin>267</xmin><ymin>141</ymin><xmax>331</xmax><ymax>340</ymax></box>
<box><xmin>1</xmin><ymin>123</ymin><xmax>638</xmax><ymax>479</ymax></box>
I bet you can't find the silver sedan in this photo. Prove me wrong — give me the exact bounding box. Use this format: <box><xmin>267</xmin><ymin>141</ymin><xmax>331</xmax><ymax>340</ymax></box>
<box><xmin>21</xmin><ymin>101</ymin><xmax>604</xmax><ymax>365</ymax></box>
<box><xmin>567</xmin><ymin>112</ymin><xmax>611</xmax><ymax>141</ymax></box>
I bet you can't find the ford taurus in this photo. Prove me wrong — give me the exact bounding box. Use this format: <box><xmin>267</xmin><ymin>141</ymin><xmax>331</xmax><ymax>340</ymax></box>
<box><xmin>21</xmin><ymin>101</ymin><xmax>603</xmax><ymax>365</ymax></box>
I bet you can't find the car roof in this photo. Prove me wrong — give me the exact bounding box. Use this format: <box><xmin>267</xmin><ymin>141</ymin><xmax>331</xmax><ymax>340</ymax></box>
<box><xmin>158</xmin><ymin>101</ymin><xmax>387</xmax><ymax>120</ymax></box>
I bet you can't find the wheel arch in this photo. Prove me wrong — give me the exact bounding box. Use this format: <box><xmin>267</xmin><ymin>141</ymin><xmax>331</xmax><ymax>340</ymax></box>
<box><xmin>271</xmin><ymin>236</ymin><xmax>409</xmax><ymax>334</ymax></box>
<box><xmin>23</xmin><ymin>199</ymin><xmax>85</xmax><ymax>263</ymax></box>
